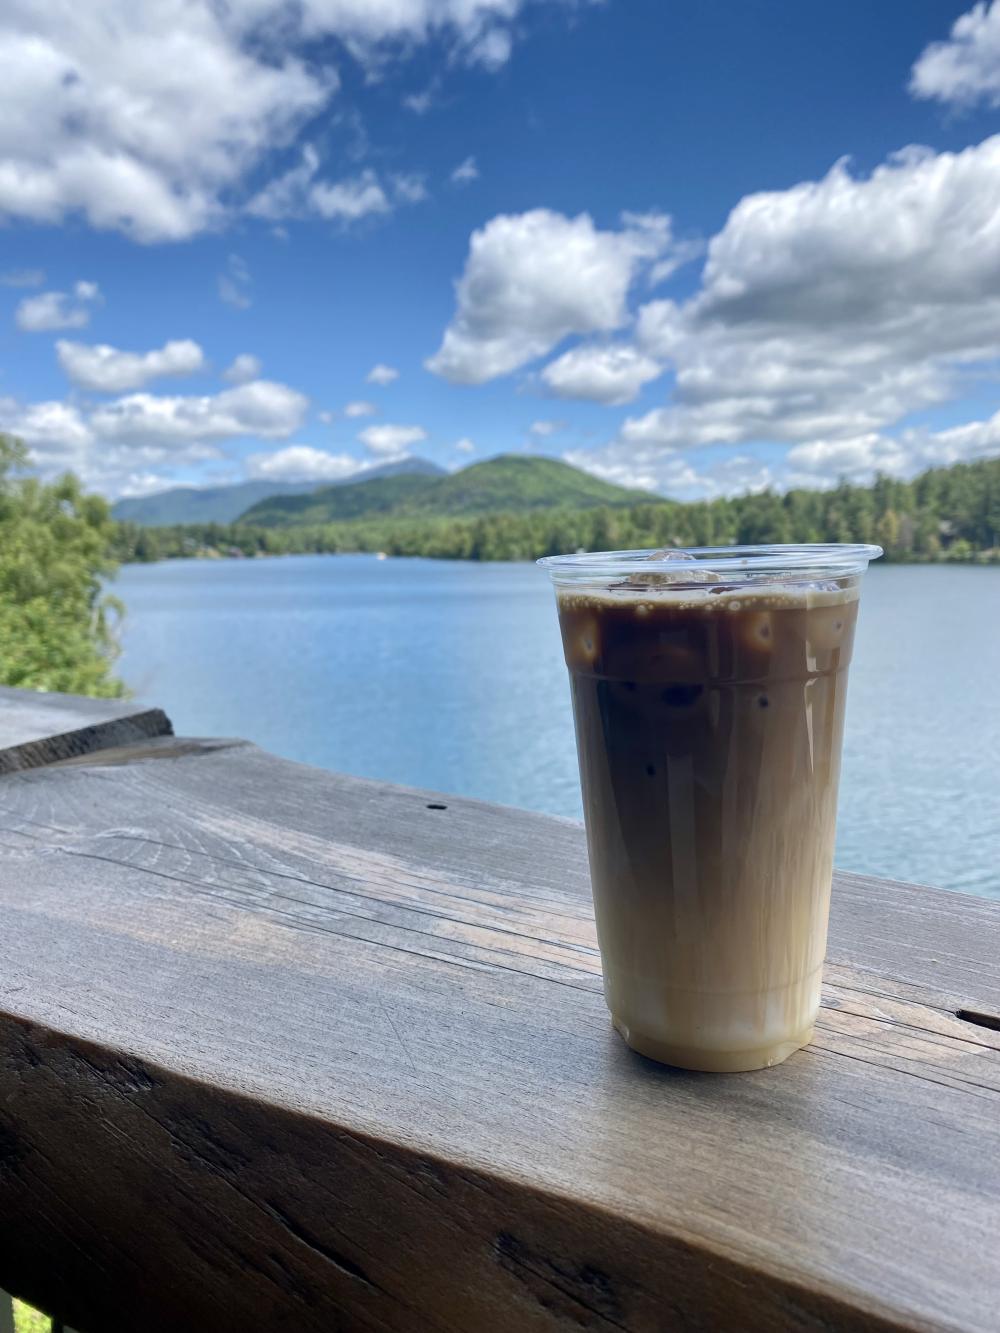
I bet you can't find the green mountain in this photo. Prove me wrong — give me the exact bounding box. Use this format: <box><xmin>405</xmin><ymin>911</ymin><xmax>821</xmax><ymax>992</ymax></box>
<box><xmin>111</xmin><ymin>457</ymin><xmax>444</xmax><ymax>526</ymax></box>
<box><xmin>243</xmin><ymin>471</ymin><xmax>440</xmax><ymax>526</ymax></box>
<box><xmin>240</xmin><ymin>454</ymin><xmax>655</xmax><ymax>528</ymax></box>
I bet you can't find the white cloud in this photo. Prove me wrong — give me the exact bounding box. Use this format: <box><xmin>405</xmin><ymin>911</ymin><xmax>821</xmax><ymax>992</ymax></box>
<box><xmin>0</xmin><ymin>1</ymin><xmax>566</xmax><ymax>243</ymax></box>
<box><xmin>455</xmin><ymin>437</ymin><xmax>476</xmax><ymax>453</ymax></box>
<box><xmin>248</xmin><ymin>145</ymin><xmax>409</xmax><ymax>223</ymax></box>
<box><xmin>0</xmin><ymin>393</ymin><xmax>222</xmax><ymax>497</ymax></box>
<box><xmin>0</xmin><ymin>268</ymin><xmax>44</xmax><ymax>287</ymax></box>
<box><xmin>391</xmin><ymin>174</ymin><xmax>428</xmax><ymax>205</ymax></box>
<box><xmin>366</xmin><ymin>362</ymin><xmax>399</xmax><ymax>385</ymax></box>
<box><xmin>567</xmin><ymin>402</ymin><xmax>1000</xmax><ymax>502</ymax></box>
<box><xmin>450</xmin><ymin>156</ymin><xmax>479</xmax><ymax>186</ymax></box>
<box><xmin>344</xmin><ymin>400</ymin><xmax>376</xmax><ymax>417</ymax></box>
<box><xmin>2</xmin><ymin>371</ymin><xmax>309</xmax><ymax>495</ymax></box>
<box><xmin>15</xmin><ymin>281</ymin><xmax>101</xmax><ymax>331</ymax></box>
<box><xmin>910</xmin><ymin>2</ymin><xmax>1000</xmax><ymax>109</ymax></box>
<box><xmin>312</xmin><ymin>171</ymin><xmax>391</xmax><ymax>220</ymax></box>
<box><xmin>541</xmin><ymin>343</ymin><xmax>663</xmax><ymax>405</ymax></box>
<box><xmin>529</xmin><ymin>419</ymin><xmax>565</xmax><ymax>436</ymax></box>
<box><xmin>0</xmin><ymin>1</ymin><xmax>331</xmax><ymax>242</ymax></box>
<box><xmin>246</xmin><ymin>445</ymin><xmax>363</xmax><ymax>482</ymax></box>
<box><xmin>606</xmin><ymin>135</ymin><xmax>1000</xmax><ymax>474</ymax></box>
<box><xmin>568</xmin><ymin>447</ymin><xmax>786</xmax><ymax>501</ymax></box>
<box><xmin>90</xmin><ymin>380</ymin><xmax>308</xmax><ymax>447</ymax></box>
<box><xmin>358</xmin><ymin>423</ymin><xmax>427</xmax><ymax>456</ymax></box>
<box><xmin>0</xmin><ymin>397</ymin><xmax>92</xmax><ymax>452</ymax></box>
<box><xmin>318</xmin><ymin>410</ymin><xmax>335</xmax><ymax>424</ymax></box>
<box><xmin>467</xmin><ymin>26</ymin><xmax>513</xmax><ymax>69</ymax></box>
<box><xmin>788</xmin><ymin>411</ymin><xmax>1000</xmax><ymax>483</ymax></box>
<box><xmin>223</xmin><ymin>353</ymin><xmax>263</xmax><ymax>383</ymax></box>
<box><xmin>427</xmin><ymin>209</ymin><xmax>675</xmax><ymax>383</ymax></box>
<box><xmin>218</xmin><ymin>253</ymin><xmax>251</xmax><ymax>309</ymax></box>
<box><xmin>57</xmin><ymin>338</ymin><xmax>206</xmax><ymax>392</ymax></box>
<box><xmin>404</xmin><ymin>89</ymin><xmax>434</xmax><ymax>114</ymax></box>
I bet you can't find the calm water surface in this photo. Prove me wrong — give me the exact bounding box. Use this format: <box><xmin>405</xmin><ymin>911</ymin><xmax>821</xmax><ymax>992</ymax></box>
<box><xmin>116</xmin><ymin>557</ymin><xmax>1000</xmax><ymax>899</ymax></box>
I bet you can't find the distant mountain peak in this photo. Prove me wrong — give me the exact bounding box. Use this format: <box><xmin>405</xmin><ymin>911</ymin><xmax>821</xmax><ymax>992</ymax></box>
<box><xmin>239</xmin><ymin>452</ymin><xmax>656</xmax><ymax>528</ymax></box>
<box><xmin>111</xmin><ymin>456</ymin><xmax>445</xmax><ymax>526</ymax></box>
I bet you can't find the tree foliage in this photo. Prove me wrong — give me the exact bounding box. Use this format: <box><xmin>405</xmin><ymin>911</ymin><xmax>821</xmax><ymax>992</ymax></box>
<box><xmin>112</xmin><ymin>457</ymin><xmax>1000</xmax><ymax>567</ymax></box>
<box><xmin>0</xmin><ymin>434</ymin><xmax>125</xmax><ymax>696</ymax></box>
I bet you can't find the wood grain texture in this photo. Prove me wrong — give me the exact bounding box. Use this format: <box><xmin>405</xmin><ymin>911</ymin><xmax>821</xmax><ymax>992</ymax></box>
<box><xmin>0</xmin><ymin>685</ymin><xmax>172</xmax><ymax>773</ymax></box>
<box><xmin>0</xmin><ymin>744</ymin><xmax>998</xmax><ymax>1332</ymax></box>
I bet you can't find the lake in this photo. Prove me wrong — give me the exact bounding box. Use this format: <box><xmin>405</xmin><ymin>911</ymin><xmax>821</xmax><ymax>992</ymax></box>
<box><xmin>116</xmin><ymin>556</ymin><xmax>1000</xmax><ymax>900</ymax></box>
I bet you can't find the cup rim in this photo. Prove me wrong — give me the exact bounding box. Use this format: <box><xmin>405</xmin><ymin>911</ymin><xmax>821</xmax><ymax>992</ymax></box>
<box><xmin>537</xmin><ymin>543</ymin><xmax>883</xmax><ymax>580</ymax></box>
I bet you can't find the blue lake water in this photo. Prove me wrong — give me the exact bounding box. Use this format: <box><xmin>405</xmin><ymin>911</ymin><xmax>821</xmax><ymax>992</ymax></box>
<box><xmin>116</xmin><ymin>556</ymin><xmax>1000</xmax><ymax>900</ymax></box>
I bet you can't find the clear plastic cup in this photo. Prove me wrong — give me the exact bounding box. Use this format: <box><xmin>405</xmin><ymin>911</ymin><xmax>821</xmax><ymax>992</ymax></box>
<box><xmin>541</xmin><ymin>544</ymin><xmax>882</xmax><ymax>1072</ymax></box>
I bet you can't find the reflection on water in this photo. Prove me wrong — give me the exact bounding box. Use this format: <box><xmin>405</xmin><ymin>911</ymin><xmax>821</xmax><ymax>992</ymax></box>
<box><xmin>116</xmin><ymin>557</ymin><xmax>1000</xmax><ymax>899</ymax></box>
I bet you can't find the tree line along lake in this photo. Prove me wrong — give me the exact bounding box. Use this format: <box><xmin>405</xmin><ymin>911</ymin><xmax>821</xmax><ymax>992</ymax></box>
<box><xmin>115</xmin><ymin>555</ymin><xmax>1000</xmax><ymax>901</ymax></box>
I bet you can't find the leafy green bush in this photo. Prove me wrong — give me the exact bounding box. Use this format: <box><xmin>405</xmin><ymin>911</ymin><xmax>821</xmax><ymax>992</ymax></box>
<box><xmin>0</xmin><ymin>433</ymin><xmax>124</xmax><ymax>697</ymax></box>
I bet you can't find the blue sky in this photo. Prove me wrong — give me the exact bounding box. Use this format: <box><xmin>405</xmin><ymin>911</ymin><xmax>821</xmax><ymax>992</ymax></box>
<box><xmin>3</xmin><ymin>0</ymin><xmax>1000</xmax><ymax>499</ymax></box>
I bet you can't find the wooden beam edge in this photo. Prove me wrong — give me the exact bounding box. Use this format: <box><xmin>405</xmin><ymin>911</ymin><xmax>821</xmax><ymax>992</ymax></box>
<box><xmin>0</xmin><ymin>1011</ymin><xmax>924</xmax><ymax>1333</ymax></box>
<box><xmin>0</xmin><ymin>706</ymin><xmax>174</xmax><ymax>776</ymax></box>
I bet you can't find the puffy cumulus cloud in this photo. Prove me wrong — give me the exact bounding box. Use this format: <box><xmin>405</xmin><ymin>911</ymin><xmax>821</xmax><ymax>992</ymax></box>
<box><xmin>910</xmin><ymin>2</ymin><xmax>1000</xmax><ymax>109</ymax></box>
<box><xmin>358</xmin><ymin>423</ymin><xmax>427</xmax><ymax>456</ymax></box>
<box><xmin>568</xmin><ymin>406</ymin><xmax>1000</xmax><ymax>502</ymax></box>
<box><xmin>15</xmin><ymin>280</ymin><xmax>101</xmax><ymax>331</ymax></box>
<box><xmin>0</xmin><ymin>393</ymin><xmax>222</xmax><ymax>497</ymax></box>
<box><xmin>366</xmin><ymin>362</ymin><xmax>399</xmax><ymax>385</ymax></box>
<box><xmin>223</xmin><ymin>353</ymin><xmax>263</xmax><ymax>384</ymax></box>
<box><xmin>455</xmin><ymin>437</ymin><xmax>476</xmax><ymax>453</ymax></box>
<box><xmin>436</xmin><ymin>137</ymin><xmax>1000</xmax><ymax>476</ymax></box>
<box><xmin>563</xmin><ymin>441</ymin><xmax>790</xmax><ymax>501</ymax></box>
<box><xmin>541</xmin><ymin>343</ymin><xmax>663</xmax><ymax>405</ymax></box>
<box><xmin>427</xmin><ymin>209</ymin><xmax>675</xmax><ymax>383</ymax></box>
<box><xmin>90</xmin><ymin>380</ymin><xmax>308</xmax><ymax>448</ymax></box>
<box><xmin>0</xmin><ymin>375</ymin><xmax>308</xmax><ymax>494</ymax></box>
<box><xmin>0</xmin><ymin>1</ymin><xmax>330</xmax><ymax>242</ymax></box>
<box><xmin>529</xmin><ymin>419</ymin><xmax>565</xmax><ymax>436</ymax></box>
<box><xmin>0</xmin><ymin>1</ymin><xmax>560</xmax><ymax>241</ymax></box>
<box><xmin>611</xmin><ymin>136</ymin><xmax>1000</xmax><ymax>465</ymax></box>
<box><xmin>343</xmin><ymin>400</ymin><xmax>376</xmax><ymax>417</ymax></box>
<box><xmin>246</xmin><ymin>445</ymin><xmax>363</xmax><ymax>482</ymax></box>
<box><xmin>788</xmin><ymin>412</ymin><xmax>1000</xmax><ymax>484</ymax></box>
<box><xmin>450</xmin><ymin>156</ymin><xmax>479</xmax><ymax>186</ymax></box>
<box><xmin>0</xmin><ymin>397</ymin><xmax>91</xmax><ymax>454</ymax></box>
<box><xmin>57</xmin><ymin>338</ymin><xmax>206</xmax><ymax>392</ymax></box>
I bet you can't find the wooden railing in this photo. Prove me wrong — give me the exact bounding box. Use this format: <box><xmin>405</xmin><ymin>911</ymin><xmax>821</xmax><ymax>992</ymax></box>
<box><xmin>1</xmin><ymin>686</ymin><xmax>999</xmax><ymax>1331</ymax></box>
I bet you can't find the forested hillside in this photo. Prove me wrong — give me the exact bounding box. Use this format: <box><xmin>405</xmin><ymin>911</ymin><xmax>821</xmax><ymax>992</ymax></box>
<box><xmin>113</xmin><ymin>457</ymin><xmax>1000</xmax><ymax>565</ymax></box>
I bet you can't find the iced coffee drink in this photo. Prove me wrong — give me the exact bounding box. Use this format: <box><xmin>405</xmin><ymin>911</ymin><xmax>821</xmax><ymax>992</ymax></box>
<box><xmin>541</xmin><ymin>545</ymin><xmax>881</xmax><ymax>1072</ymax></box>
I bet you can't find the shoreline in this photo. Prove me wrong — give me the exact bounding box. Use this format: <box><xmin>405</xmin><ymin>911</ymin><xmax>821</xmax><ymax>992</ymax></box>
<box><xmin>117</xmin><ymin>546</ymin><xmax>1000</xmax><ymax>568</ymax></box>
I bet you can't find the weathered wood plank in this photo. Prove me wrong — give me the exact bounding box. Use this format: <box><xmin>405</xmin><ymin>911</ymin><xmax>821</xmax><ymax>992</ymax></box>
<box><xmin>0</xmin><ymin>685</ymin><xmax>172</xmax><ymax>774</ymax></box>
<box><xmin>0</xmin><ymin>745</ymin><xmax>998</xmax><ymax>1332</ymax></box>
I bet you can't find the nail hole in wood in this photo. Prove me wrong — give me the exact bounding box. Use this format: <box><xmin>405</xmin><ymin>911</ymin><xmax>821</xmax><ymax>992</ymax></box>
<box><xmin>956</xmin><ymin>1008</ymin><xmax>1000</xmax><ymax>1032</ymax></box>
<box><xmin>426</xmin><ymin>803</ymin><xmax>447</xmax><ymax>811</ymax></box>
